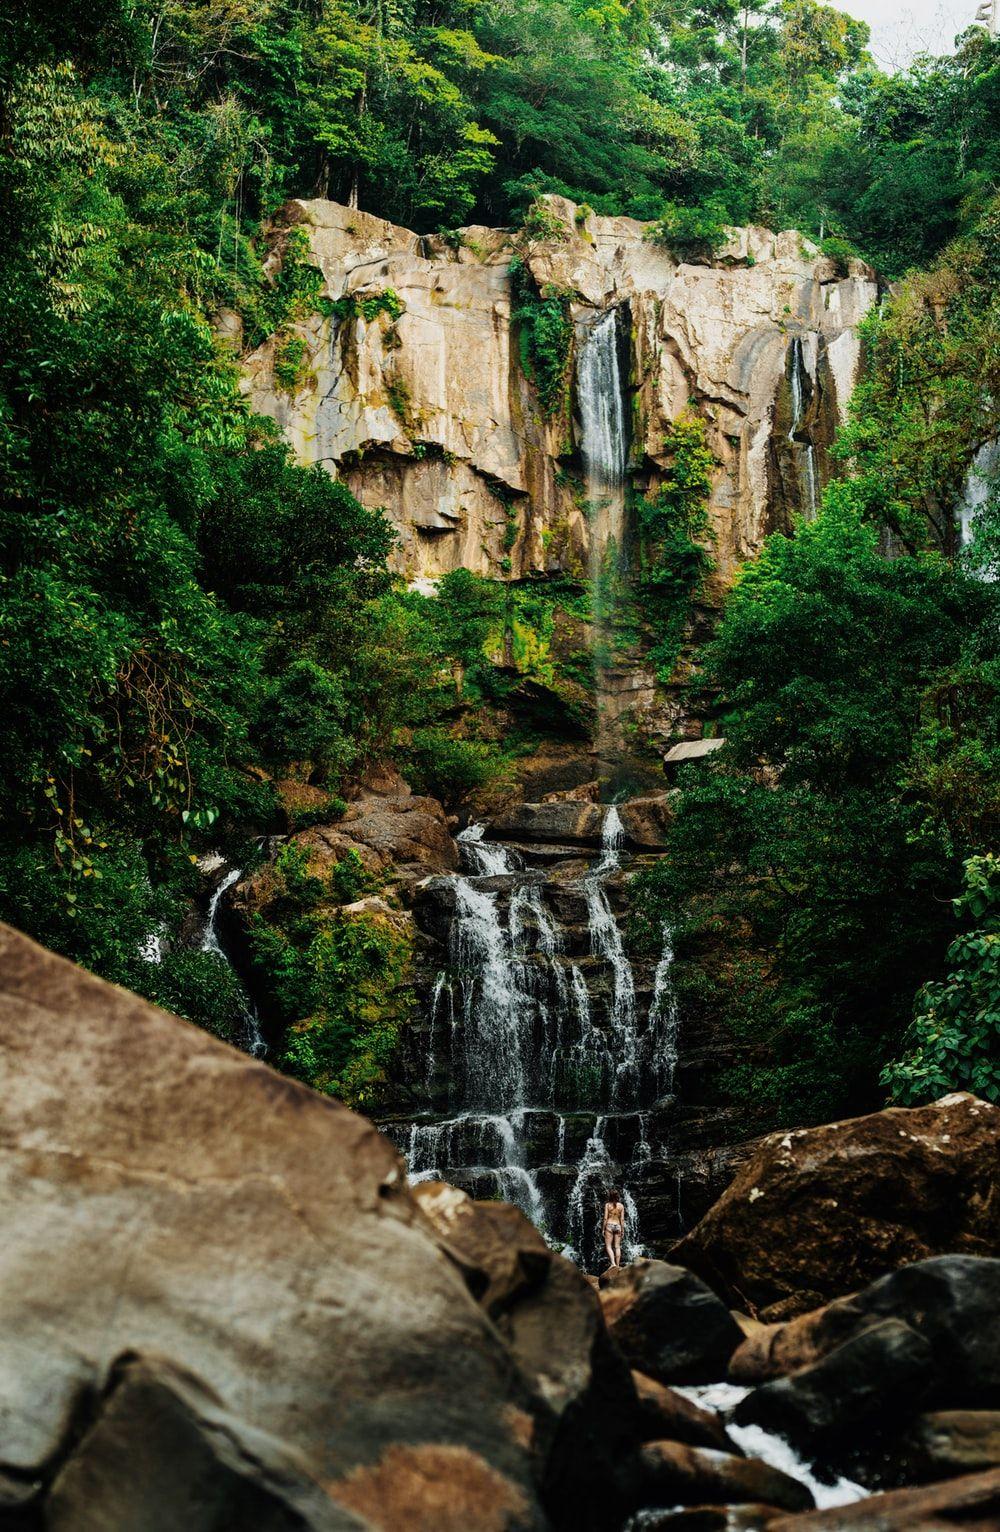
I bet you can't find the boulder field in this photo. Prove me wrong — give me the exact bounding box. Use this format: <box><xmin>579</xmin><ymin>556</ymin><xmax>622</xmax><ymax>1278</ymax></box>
<box><xmin>1</xmin><ymin>919</ymin><xmax>998</xmax><ymax>1530</ymax></box>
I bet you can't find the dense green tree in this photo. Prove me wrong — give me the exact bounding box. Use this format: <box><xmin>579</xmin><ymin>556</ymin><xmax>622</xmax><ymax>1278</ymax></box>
<box><xmin>635</xmin><ymin>503</ymin><xmax>996</xmax><ymax>1123</ymax></box>
<box><xmin>883</xmin><ymin>855</ymin><xmax>1000</xmax><ymax>1105</ymax></box>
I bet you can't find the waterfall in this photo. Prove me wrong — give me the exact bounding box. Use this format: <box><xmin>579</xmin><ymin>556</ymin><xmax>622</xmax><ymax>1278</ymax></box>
<box><xmin>578</xmin><ymin>312</ymin><xmax>628</xmax><ymax>494</ymax></box>
<box><xmin>787</xmin><ymin>335</ymin><xmax>819</xmax><ymax>521</ymax></box>
<box><xmin>457</xmin><ymin>822</ymin><xmax>520</xmax><ymax>876</ymax></box>
<box><xmin>200</xmin><ymin>867</ymin><xmax>266</xmax><ymax>1058</ymax></box>
<box><xmin>397</xmin><ymin>800</ymin><xmax>678</xmax><ymax>1269</ymax></box>
<box><xmin>577</xmin><ymin>307</ymin><xmax>628</xmax><ymax>571</ymax></box>
<box><xmin>585</xmin><ymin>807</ymin><xmax>639</xmax><ymax>1106</ymax></box>
<box><xmin>453</xmin><ymin>876</ymin><xmax>530</xmax><ymax>1109</ymax></box>
<box><xmin>646</xmin><ymin>924</ymin><xmax>680</xmax><ymax>1096</ymax></box>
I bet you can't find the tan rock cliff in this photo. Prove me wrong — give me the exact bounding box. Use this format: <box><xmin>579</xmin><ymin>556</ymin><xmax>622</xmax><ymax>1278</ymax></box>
<box><xmin>244</xmin><ymin>196</ymin><xmax>878</xmax><ymax>585</ymax></box>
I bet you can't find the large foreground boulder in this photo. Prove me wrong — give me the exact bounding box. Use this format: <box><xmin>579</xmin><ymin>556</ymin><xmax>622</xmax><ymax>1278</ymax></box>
<box><xmin>671</xmin><ymin>1095</ymin><xmax>1000</xmax><ymax>1316</ymax></box>
<box><xmin>0</xmin><ymin>923</ymin><xmax>546</xmax><ymax>1531</ymax></box>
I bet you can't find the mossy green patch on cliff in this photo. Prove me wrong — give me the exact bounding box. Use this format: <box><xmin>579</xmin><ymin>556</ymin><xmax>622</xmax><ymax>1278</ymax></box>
<box><xmin>631</xmin><ymin>411</ymin><xmax>715</xmax><ymax>681</ymax></box>
<box><xmin>331</xmin><ymin>289</ymin><xmax>406</xmax><ymax>325</ymax></box>
<box><xmin>509</xmin><ymin>256</ymin><xmax>574</xmax><ymax>419</ymax></box>
<box><xmin>248</xmin><ymin>843</ymin><xmax>414</xmax><ymax>1107</ymax></box>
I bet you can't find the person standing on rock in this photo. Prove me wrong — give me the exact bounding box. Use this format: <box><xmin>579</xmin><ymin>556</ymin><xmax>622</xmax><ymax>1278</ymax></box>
<box><xmin>602</xmin><ymin>1189</ymin><xmax>625</xmax><ymax>1269</ymax></box>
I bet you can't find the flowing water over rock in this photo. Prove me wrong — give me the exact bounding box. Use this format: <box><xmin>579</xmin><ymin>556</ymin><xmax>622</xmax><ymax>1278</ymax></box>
<box><xmin>199</xmin><ymin>864</ymin><xmax>266</xmax><ymax>1057</ymax></box>
<box><xmin>394</xmin><ymin>812</ymin><xmax>678</xmax><ymax>1268</ymax></box>
<box><xmin>787</xmin><ymin>333</ymin><xmax>819</xmax><ymax>521</ymax></box>
<box><xmin>676</xmin><ymin>1384</ymin><xmax>868</xmax><ymax>1511</ymax></box>
<box><xmin>577</xmin><ymin>307</ymin><xmax>629</xmax><ymax>563</ymax></box>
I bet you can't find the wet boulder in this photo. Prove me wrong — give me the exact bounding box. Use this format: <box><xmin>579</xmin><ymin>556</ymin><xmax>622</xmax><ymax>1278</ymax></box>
<box><xmin>0</xmin><ymin>922</ymin><xmax>547</xmax><ymax>1532</ymax></box>
<box><xmin>600</xmin><ymin>1261</ymin><xmax>744</xmax><ymax>1384</ymax></box>
<box><xmin>763</xmin><ymin>1465</ymin><xmax>1000</xmax><ymax>1530</ymax></box>
<box><xmin>729</xmin><ymin>1256</ymin><xmax>1000</xmax><ymax>1408</ymax></box>
<box><xmin>412</xmin><ymin>1181</ymin><xmax>641</xmax><ymax>1530</ymax></box>
<box><xmin>732</xmin><ymin>1318</ymin><xmax>934</xmax><ymax>1449</ymax></box>
<box><xmin>632</xmin><ymin>1371</ymin><xmax>737</xmax><ymax>1452</ymax></box>
<box><xmin>896</xmin><ymin>1411</ymin><xmax>1000</xmax><ymax>1482</ymax></box>
<box><xmin>617</xmin><ymin>793</ymin><xmax>674</xmax><ymax>850</ymax></box>
<box><xmin>671</xmin><ymin>1095</ymin><xmax>1000</xmax><ymax>1317</ymax></box>
<box><xmin>485</xmin><ymin>801</ymin><xmax>608</xmax><ymax>848</ymax></box>
<box><xmin>632</xmin><ymin>1440</ymin><xmax>814</xmax><ymax>1514</ymax></box>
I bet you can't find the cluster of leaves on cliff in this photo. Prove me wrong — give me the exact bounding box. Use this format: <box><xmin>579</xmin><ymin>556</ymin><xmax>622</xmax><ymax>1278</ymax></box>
<box><xmin>509</xmin><ymin>255</ymin><xmax>574</xmax><ymax>419</ymax></box>
<box><xmin>248</xmin><ymin>844</ymin><xmax>413</xmax><ymax>1104</ymax></box>
<box><xmin>632</xmin><ymin>413</ymin><xmax>715</xmax><ymax>681</ymax></box>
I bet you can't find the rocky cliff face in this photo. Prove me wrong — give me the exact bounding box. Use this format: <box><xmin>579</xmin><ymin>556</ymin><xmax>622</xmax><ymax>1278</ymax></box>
<box><xmin>244</xmin><ymin>196</ymin><xmax>878</xmax><ymax>586</ymax></box>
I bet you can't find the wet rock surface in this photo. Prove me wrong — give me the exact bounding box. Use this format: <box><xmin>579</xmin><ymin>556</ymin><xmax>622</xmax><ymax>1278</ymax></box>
<box><xmin>894</xmin><ymin>1411</ymin><xmax>1000</xmax><ymax>1482</ymax></box>
<box><xmin>629</xmin><ymin>1510</ymin><xmax>785</xmax><ymax>1531</ymax></box>
<box><xmin>729</xmin><ymin>1255</ymin><xmax>1000</xmax><ymax>1407</ymax></box>
<box><xmin>631</xmin><ymin>1441</ymin><xmax>814</xmax><ymax>1514</ymax></box>
<box><xmin>671</xmin><ymin>1095</ymin><xmax>1000</xmax><ymax>1316</ymax></box>
<box><xmin>762</xmin><ymin>1467</ymin><xmax>1000</xmax><ymax>1529</ymax></box>
<box><xmin>601</xmin><ymin>1261</ymin><xmax>745</xmax><ymax>1384</ymax></box>
<box><xmin>631</xmin><ymin>1372</ymin><xmax>737</xmax><ymax>1452</ymax></box>
<box><xmin>732</xmin><ymin>1318</ymin><xmax>935</xmax><ymax>1447</ymax></box>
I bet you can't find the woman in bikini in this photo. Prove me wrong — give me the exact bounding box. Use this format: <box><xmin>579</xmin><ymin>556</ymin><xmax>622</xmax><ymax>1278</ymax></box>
<box><xmin>602</xmin><ymin>1188</ymin><xmax>625</xmax><ymax>1270</ymax></box>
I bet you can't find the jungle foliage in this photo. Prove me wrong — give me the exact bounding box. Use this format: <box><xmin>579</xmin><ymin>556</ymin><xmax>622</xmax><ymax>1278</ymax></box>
<box><xmin>635</xmin><ymin>204</ymin><xmax>1000</xmax><ymax>1121</ymax></box>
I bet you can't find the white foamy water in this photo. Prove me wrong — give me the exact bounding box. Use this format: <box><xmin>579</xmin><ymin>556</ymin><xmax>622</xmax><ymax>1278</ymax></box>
<box><xmin>676</xmin><ymin>1383</ymin><xmax>869</xmax><ymax>1510</ymax></box>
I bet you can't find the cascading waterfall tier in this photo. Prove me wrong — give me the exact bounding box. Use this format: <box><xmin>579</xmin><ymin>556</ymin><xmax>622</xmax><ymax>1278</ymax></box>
<box><xmin>393</xmin><ymin>812</ymin><xmax>679</xmax><ymax>1269</ymax></box>
<box><xmin>787</xmin><ymin>334</ymin><xmax>819</xmax><ymax>521</ymax></box>
<box><xmin>139</xmin><ymin>857</ymin><xmax>265</xmax><ymax>1058</ymax></box>
<box><xmin>199</xmin><ymin>866</ymin><xmax>266</xmax><ymax>1058</ymax></box>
